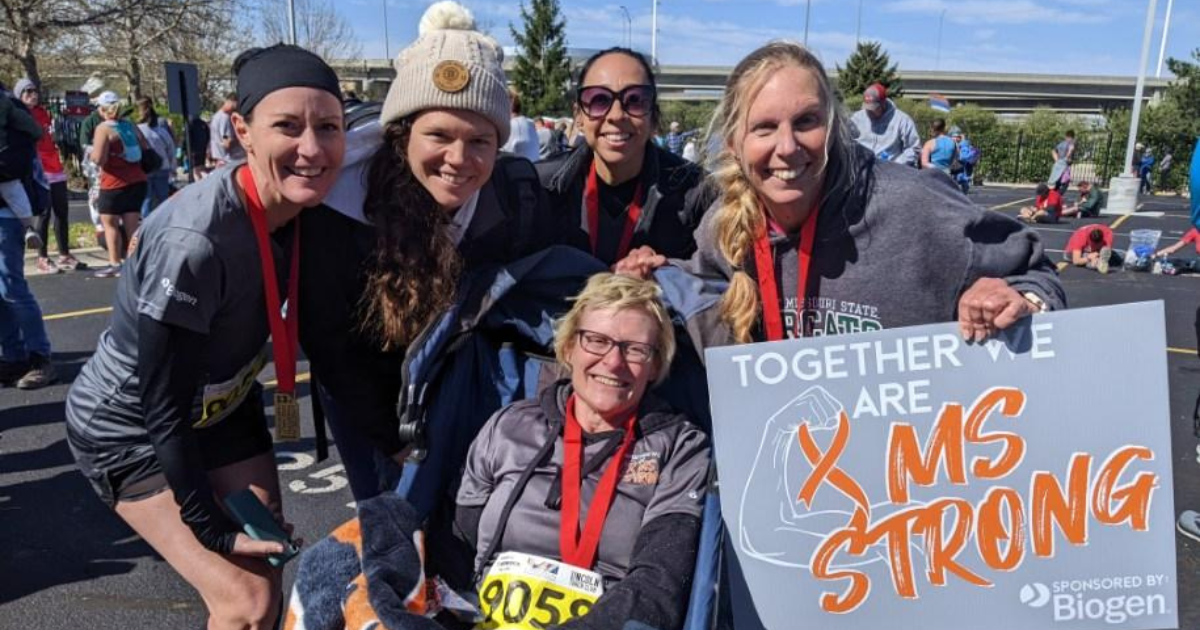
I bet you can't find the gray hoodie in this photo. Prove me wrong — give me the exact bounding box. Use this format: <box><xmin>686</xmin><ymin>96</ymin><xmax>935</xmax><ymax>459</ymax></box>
<box><xmin>679</xmin><ymin>154</ymin><xmax>1066</xmax><ymax>350</ymax></box>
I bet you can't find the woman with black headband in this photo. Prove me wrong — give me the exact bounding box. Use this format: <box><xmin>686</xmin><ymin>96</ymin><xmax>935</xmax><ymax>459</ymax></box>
<box><xmin>65</xmin><ymin>44</ymin><xmax>345</xmax><ymax>628</ymax></box>
<box><xmin>537</xmin><ymin>47</ymin><xmax>716</xmax><ymax>267</ymax></box>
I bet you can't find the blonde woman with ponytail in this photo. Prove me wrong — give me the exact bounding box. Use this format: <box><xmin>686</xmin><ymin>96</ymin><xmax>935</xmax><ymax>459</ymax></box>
<box><xmin>618</xmin><ymin>40</ymin><xmax>1065</xmax><ymax>349</ymax></box>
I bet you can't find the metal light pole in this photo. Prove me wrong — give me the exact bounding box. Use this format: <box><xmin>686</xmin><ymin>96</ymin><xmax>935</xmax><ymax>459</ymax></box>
<box><xmin>856</xmin><ymin>0</ymin><xmax>863</xmax><ymax>45</ymax></box>
<box><xmin>935</xmin><ymin>9</ymin><xmax>946</xmax><ymax>70</ymax></box>
<box><xmin>1155</xmin><ymin>0</ymin><xmax>1174</xmax><ymax>77</ymax></box>
<box><xmin>803</xmin><ymin>0</ymin><xmax>811</xmax><ymax>47</ymax></box>
<box><xmin>651</xmin><ymin>0</ymin><xmax>659</xmax><ymax>65</ymax></box>
<box><xmin>618</xmin><ymin>5</ymin><xmax>631</xmax><ymax>48</ymax></box>
<box><xmin>383</xmin><ymin>0</ymin><xmax>390</xmax><ymax>60</ymax></box>
<box><xmin>287</xmin><ymin>0</ymin><xmax>297</xmax><ymax>45</ymax></box>
<box><xmin>1109</xmin><ymin>0</ymin><xmax>1160</xmax><ymax>215</ymax></box>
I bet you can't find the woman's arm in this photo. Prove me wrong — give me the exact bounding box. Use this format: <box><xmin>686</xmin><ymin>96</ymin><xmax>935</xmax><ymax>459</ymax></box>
<box><xmin>90</xmin><ymin>126</ymin><xmax>110</xmax><ymax>166</ymax></box>
<box><xmin>920</xmin><ymin>140</ymin><xmax>934</xmax><ymax>169</ymax></box>
<box><xmin>136</xmin><ymin>314</ymin><xmax>241</xmax><ymax>554</ymax></box>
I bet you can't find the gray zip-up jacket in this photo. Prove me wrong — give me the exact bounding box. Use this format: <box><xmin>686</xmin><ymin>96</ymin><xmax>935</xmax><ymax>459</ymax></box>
<box><xmin>678</xmin><ymin>151</ymin><xmax>1067</xmax><ymax>350</ymax></box>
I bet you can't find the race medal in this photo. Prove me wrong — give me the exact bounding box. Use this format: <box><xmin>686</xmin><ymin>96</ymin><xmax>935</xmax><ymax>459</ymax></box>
<box><xmin>475</xmin><ymin>551</ymin><xmax>603</xmax><ymax>630</ymax></box>
<box><xmin>274</xmin><ymin>392</ymin><xmax>301</xmax><ymax>441</ymax></box>
<box><xmin>433</xmin><ymin>60</ymin><xmax>470</xmax><ymax>93</ymax></box>
<box><xmin>238</xmin><ymin>165</ymin><xmax>303</xmax><ymax>443</ymax></box>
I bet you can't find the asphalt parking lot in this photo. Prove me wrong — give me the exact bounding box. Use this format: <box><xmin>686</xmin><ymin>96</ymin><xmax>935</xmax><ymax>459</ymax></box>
<box><xmin>1</xmin><ymin>185</ymin><xmax>1198</xmax><ymax>629</ymax></box>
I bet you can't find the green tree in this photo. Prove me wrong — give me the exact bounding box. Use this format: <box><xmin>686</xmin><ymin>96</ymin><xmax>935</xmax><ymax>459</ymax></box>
<box><xmin>509</xmin><ymin>0</ymin><xmax>571</xmax><ymax>117</ymax></box>
<box><xmin>1165</xmin><ymin>49</ymin><xmax>1200</xmax><ymax>125</ymax></box>
<box><xmin>835</xmin><ymin>41</ymin><xmax>903</xmax><ymax>100</ymax></box>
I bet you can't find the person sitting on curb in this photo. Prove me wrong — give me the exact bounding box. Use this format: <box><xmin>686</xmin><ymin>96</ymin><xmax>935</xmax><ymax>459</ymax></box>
<box><xmin>1061</xmin><ymin>181</ymin><xmax>1106</xmax><ymax>219</ymax></box>
<box><xmin>1064</xmin><ymin>224</ymin><xmax>1119</xmax><ymax>274</ymax></box>
<box><xmin>1018</xmin><ymin>183</ymin><xmax>1063</xmax><ymax>223</ymax></box>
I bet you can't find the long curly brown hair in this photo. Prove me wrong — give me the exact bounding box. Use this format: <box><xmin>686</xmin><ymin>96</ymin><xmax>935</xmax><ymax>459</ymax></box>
<box><xmin>359</xmin><ymin>118</ymin><xmax>463</xmax><ymax>351</ymax></box>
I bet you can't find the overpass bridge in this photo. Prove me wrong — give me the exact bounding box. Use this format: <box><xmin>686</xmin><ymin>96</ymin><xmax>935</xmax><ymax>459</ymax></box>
<box><xmin>45</xmin><ymin>58</ymin><xmax>1171</xmax><ymax>116</ymax></box>
<box><xmin>330</xmin><ymin>60</ymin><xmax>1170</xmax><ymax>115</ymax></box>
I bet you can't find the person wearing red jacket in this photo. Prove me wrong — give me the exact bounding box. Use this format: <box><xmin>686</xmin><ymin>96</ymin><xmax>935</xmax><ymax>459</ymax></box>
<box><xmin>15</xmin><ymin>79</ymin><xmax>84</xmax><ymax>273</ymax></box>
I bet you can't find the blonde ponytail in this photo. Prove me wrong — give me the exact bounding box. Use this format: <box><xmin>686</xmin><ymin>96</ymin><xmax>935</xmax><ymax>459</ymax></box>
<box><xmin>714</xmin><ymin>158</ymin><xmax>764</xmax><ymax>343</ymax></box>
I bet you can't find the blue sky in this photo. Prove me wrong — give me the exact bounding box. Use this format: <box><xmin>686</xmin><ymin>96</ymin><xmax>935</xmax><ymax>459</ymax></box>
<box><xmin>340</xmin><ymin>0</ymin><xmax>1198</xmax><ymax>76</ymax></box>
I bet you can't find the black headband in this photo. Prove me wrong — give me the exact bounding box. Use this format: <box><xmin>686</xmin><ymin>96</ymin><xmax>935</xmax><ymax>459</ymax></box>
<box><xmin>234</xmin><ymin>44</ymin><xmax>342</xmax><ymax>116</ymax></box>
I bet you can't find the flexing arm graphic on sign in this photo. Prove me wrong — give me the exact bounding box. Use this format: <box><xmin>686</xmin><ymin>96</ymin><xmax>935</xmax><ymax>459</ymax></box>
<box><xmin>738</xmin><ymin>386</ymin><xmax>923</xmax><ymax>569</ymax></box>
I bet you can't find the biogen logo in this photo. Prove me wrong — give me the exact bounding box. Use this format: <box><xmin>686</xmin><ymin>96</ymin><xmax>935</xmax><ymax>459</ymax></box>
<box><xmin>1020</xmin><ymin>583</ymin><xmax>1051</xmax><ymax>608</ymax></box>
<box><xmin>1021</xmin><ymin>580</ymin><xmax>1170</xmax><ymax>624</ymax></box>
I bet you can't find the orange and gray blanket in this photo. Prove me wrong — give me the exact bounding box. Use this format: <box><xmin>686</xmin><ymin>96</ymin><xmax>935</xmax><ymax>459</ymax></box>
<box><xmin>283</xmin><ymin>493</ymin><xmax>442</xmax><ymax>630</ymax></box>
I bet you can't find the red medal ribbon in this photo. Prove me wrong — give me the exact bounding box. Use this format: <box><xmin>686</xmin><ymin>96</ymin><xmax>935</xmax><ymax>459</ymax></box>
<box><xmin>560</xmin><ymin>394</ymin><xmax>638</xmax><ymax>570</ymax></box>
<box><xmin>237</xmin><ymin>166</ymin><xmax>301</xmax><ymax>398</ymax></box>
<box><xmin>753</xmin><ymin>206</ymin><xmax>819</xmax><ymax>341</ymax></box>
<box><xmin>584</xmin><ymin>161</ymin><xmax>644</xmax><ymax>261</ymax></box>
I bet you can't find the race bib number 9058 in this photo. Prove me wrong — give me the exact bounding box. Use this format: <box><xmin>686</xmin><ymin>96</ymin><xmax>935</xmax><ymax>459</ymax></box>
<box><xmin>476</xmin><ymin>551</ymin><xmax>603</xmax><ymax>630</ymax></box>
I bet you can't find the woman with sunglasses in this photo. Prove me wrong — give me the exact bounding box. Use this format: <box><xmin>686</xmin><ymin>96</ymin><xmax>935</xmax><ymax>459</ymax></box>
<box><xmin>537</xmin><ymin>47</ymin><xmax>716</xmax><ymax>267</ymax></box>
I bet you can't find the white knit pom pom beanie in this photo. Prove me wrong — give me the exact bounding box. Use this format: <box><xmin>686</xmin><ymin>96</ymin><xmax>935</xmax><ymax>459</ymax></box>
<box><xmin>380</xmin><ymin>1</ymin><xmax>511</xmax><ymax>145</ymax></box>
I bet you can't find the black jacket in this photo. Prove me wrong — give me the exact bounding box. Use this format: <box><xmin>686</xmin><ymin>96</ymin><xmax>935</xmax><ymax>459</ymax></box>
<box><xmin>536</xmin><ymin>141</ymin><xmax>716</xmax><ymax>266</ymax></box>
<box><xmin>299</xmin><ymin>155</ymin><xmax>558</xmax><ymax>456</ymax></box>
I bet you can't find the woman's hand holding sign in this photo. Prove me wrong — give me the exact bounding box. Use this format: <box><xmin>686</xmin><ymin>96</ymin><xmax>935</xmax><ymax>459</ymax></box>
<box><xmin>957</xmin><ymin>278</ymin><xmax>1040</xmax><ymax>343</ymax></box>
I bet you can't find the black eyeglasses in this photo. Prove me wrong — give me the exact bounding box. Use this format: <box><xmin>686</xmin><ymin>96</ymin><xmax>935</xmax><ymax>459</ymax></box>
<box><xmin>576</xmin><ymin>85</ymin><xmax>656</xmax><ymax>120</ymax></box>
<box><xmin>576</xmin><ymin>329</ymin><xmax>657</xmax><ymax>364</ymax></box>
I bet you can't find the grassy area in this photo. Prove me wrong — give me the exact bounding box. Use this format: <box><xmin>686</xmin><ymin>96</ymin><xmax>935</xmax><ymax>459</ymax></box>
<box><xmin>28</xmin><ymin>221</ymin><xmax>99</xmax><ymax>254</ymax></box>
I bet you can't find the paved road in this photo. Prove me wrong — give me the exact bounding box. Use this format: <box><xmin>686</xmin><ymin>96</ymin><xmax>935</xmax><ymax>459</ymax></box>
<box><xmin>1</xmin><ymin>186</ymin><xmax>1197</xmax><ymax>629</ymax></box>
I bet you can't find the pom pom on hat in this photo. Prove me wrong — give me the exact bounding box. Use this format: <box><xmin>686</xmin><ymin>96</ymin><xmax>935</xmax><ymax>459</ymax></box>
<box><xmin>419</xmin><ymin>1</ymin><xmax>476</xmax><ymax>34</ymax></box>
<box><xmin>381</xmin><ymin>0</ymin><xmax>510</xmax><ymax>145</ymax></box>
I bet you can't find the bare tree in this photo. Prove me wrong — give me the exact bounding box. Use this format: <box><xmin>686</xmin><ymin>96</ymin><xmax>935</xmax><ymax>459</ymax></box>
<box><xmin>0</xmin><ymin>0</ymin><xmax>126</xmax><ymax>85</ymax></box>
<box><xmin>251</xmin><ymin>0</ymin><xmax>361</xmax><ymax>62</ymax></box>
<box><xmin>79</xmin><ymin>0</ymin><xmax>239</xmax><ymax>100</ymax></box>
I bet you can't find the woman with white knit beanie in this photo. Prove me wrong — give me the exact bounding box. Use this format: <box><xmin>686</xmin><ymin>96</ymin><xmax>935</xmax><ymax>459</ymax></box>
<box><xmin>299</xmin><ymin>1</ymin><xmax>560</xmax><ymax>502</ymax></box>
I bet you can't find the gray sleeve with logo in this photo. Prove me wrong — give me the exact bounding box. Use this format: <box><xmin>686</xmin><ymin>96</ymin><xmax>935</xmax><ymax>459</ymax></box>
<box><xmin>641</xmin><ymin>421</ymin><xmax>710</xmax><ymax>525</ymax></box>
<box><xmin>135</xmin><ymin>227</ymin><xmax>223</xmax><ymax>334</ymax></box>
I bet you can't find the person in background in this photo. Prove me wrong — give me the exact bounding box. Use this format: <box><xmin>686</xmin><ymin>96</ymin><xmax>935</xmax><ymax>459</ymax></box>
<box><xmin>187</xmin><ymin>114</ymin><xmax>211</xmax><ymax>180</ymax></box>
<box><xmin>14</xmin><ymin>79</ymin><xmax>84</xmax><ymax>273</ymax></box>
<box><xmin>90</xmin><ymin>90</ymin><xmax>149</xmax><ymax>277</ymax></box>
<box><xmin>665</xmin><ymin>120</ymin><xmax>696</xmax><ymax>156</ymax></box>
<box><xmin>849</xmin><ymin>82</ymin><xmax>920</xmax><ymax>167</ymax></box>
<box><xmin>1048</xmin><ymin>129</ymin><xmax>1075</xmax><ymax>195</ymax></box>
<box><xmin>1018</xmin><ymin>183</ymin><xmax>1063</xmax><ymax>224</ymax></box>
<box><xmin>1061</xmin><ymin>181</ymin><xmax>1106</xmax><ymax>219</ymax></box>
<box><xmin>208</xmin><ymin>92</ymin><xmax>243</xmax><ymax>167</ymax></box>
<box><xmin>537</xmin><ymin>47</ymin><xmax>716</xmax><ymax>266</ymax></box>
<box><xmin>1138</xmin><ymin>147</ymin><xmax>1156</xmax><ymax>195</ymax></box>
<box><xmin>136</xmin><ymin>96</ymin><xmax>177</xmax><ymax>217</ymax></box>
<box><xmin>1064</xmin><ymin>224</ymin><xmax>1117</xmax><ymax>274</ymax></box>
<box><xmin>1178</xmin><ymin>135</ymin><xmax>1200</xmax><ymax>541</ymax></box>
<box><xmin>500</xmin><ymin>88</ymin><xmax>539</xmax><ymax>162</ymax></box>
<box><xmin>1155</xmin><ymin>226</ymin><xmax>1200</xmax><ymax>260</ymax></box>
<box><xmin>949</xmin><ymin>126</ymin><xmax>979</xmax><ymax>194</ymax></box>
<box><xmin>0</xmin><ymin>83</ymin><xmax>58</xmax><ymax>389</ymax></box>
<box><xmin>0</xmin><ymin>79</ymin><xmax>40</xmax><ymax>224</ymax></box>
<box><xmin>78</xmin><ymin>91</ymin><xmax>108</xmax><ymax>250</ymax></box>
<box><xmin>535</xmin><ymin>117</ymin><xmax>554</xmax><ymax>160</ymax></box>
<box><xmin>920</xmin><ymin>117</ymin><xmax>955</xmax><ymax>176</ymax></box>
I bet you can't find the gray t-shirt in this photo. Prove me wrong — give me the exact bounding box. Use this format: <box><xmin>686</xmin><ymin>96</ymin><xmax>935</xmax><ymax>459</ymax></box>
<box><xmin>458</xmin><ymin>386</ymin><xmax>710</xmax><ymax>583</ymax></box>
<box><xmin>66</xmin><ymin>165</ymin><xmax>288</xmax><ymax>464</ymax></box>
<box><xmin>208</xmin><ymin>110</ymin><xmax>244</xmax><ymax>162</ymax></box>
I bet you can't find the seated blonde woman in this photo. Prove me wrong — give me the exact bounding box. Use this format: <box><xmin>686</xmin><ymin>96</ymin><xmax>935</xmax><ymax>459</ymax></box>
<box><xmin>286</xmin><ymin>273</ymin><xmax>710</xmax><ymax>630</ymax></box>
